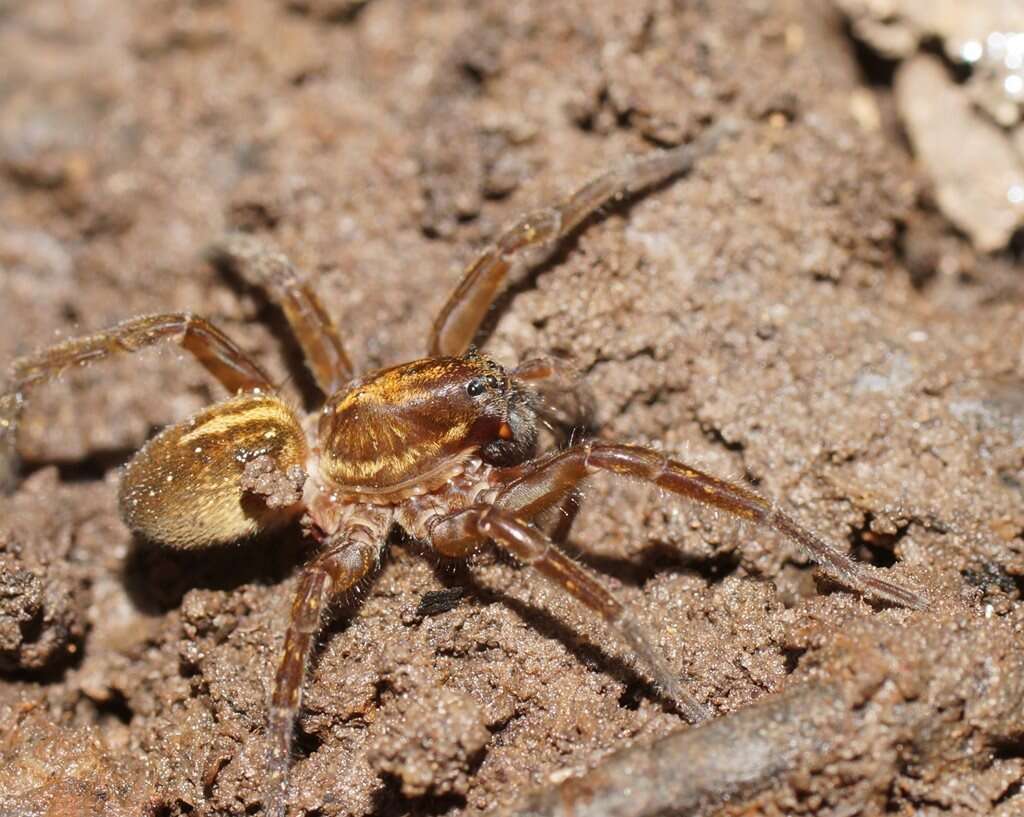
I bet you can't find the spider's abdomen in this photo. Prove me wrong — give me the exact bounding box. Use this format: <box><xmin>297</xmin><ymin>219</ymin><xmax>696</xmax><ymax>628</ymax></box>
<box><xmin>119</xmin><ymin>393</ymin><xmax>308</xmax><ymax>548</ymax></box>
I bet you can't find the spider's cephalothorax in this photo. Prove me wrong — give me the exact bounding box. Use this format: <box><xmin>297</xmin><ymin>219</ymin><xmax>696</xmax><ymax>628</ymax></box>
<box><xmin>318</xmin><ymin>352</ymin><xmax>539</xmax><ymax>500</ymax></box>
<box><xmin>0</xmin><ymin>120</ymin><xmax>927</xmax><ymax>817</ymax></box>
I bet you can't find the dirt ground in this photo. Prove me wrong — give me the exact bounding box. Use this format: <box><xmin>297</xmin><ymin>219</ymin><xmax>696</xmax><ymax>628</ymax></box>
<box><xmin>2</xmin><ymin>1</ymin><xmax>1024</xmax><ymax>816</ymax></box>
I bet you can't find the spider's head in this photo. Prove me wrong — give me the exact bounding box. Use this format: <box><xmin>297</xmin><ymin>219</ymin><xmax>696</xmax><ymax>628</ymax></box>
<box><xmin>318</xmin><ymin>351</ymin><xmax>538</xmax><ymax>495</ymax></box>
<box><xmin>460</xmin><ymin>349</ymin><xmax>540</xmax><ymax>467</ymax></box>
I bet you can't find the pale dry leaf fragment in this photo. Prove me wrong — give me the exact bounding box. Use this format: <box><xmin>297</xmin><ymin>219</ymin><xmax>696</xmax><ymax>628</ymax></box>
<box><xmin>895</xmin><ymin>54</ymin><xmax>1024</xmax><ymax>251</ymax></box>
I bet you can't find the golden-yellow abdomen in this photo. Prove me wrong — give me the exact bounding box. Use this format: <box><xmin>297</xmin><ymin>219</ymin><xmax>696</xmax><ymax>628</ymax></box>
<box><xmin>119</xmin><ymin>393</ymin><xmax>307</xmax><ymax>548</ymax></box>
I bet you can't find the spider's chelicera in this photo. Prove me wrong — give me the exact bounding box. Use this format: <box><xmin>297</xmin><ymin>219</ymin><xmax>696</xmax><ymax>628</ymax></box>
<box><xmin>0</xmin><ymin>120</ymin><xmax>926</xmax><ymax>817</ymax></box>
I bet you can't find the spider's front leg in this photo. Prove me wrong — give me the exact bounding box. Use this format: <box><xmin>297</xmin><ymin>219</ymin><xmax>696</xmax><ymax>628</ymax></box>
<box><xmin>208</xmin><ymin>234</ymin><xmax>355</xmax><ymax>395</ymax></box>
<box><xmin>428</xmin><ymin>505</ymin><xmax>713</xmax><ymax>723</ymax></box>
<box><xmin>496</xmin><ymin>442</ymin><xmax>928</xmax><ymax>610</ymax></box>
<box><xmin>265</xmin><ymin>508</ymin><xmax>391</xmax><ymax>817</ymax></box>
<box><xmin>428</xmin><ymin>119</ymin><xmax>739</xmax><ymax>357</ymax></box>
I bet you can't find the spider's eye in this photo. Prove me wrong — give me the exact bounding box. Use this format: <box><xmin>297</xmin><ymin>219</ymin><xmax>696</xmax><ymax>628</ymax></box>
<box><xmin>485</xmin><ymin>375</ymin><xmax>500</xmax><ymax>389</ymax></box>
<box><xmin>466</xmin><ymin>378</ymin><xmax>486</xmax><ymax>397</ymax></box>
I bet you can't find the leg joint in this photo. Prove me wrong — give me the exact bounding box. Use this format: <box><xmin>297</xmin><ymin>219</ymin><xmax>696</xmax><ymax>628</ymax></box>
<box><xmin>586</xmin><ymin>442</ymin><xmax>667</xmax><ymax>481</ymax></box>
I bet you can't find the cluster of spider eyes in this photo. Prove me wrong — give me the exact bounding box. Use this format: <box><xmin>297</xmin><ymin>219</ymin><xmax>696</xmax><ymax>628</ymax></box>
<box><xmin>466</xmin><ymin>375</ymin><xmax>500</xmax><ymax>397</ymax></box>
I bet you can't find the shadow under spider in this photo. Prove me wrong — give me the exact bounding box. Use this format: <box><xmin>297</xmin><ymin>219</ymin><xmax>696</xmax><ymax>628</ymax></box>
<box><xmin>121</xmin><ymin>525</ymin><xmax>312</xmax><ymax>615</ymax></box>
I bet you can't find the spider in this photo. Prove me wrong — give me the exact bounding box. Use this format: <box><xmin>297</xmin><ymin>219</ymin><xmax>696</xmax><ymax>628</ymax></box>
<box><xmin>0</xmin><ymin>119</ymin><xmax>926</xmax><ymax>817</ymax></box>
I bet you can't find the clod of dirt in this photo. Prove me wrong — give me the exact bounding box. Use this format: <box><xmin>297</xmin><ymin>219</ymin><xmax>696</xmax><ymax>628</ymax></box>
<box><xmin>0</xmin><ymin>470</ymin><xmax>88</xmax><ymax>673</ymax></box>
<box><xmin>0</xmin><ymin>702</ymin><xmax>150</xmax><ymax>817</ymax></box>
<box><xmin>241</xmin><ymin>455</ymin><xmax>307</xmax><ymax>509</ymax></box>
<box><xmin>367</xmin><ymin>687</ymin><xmax>491</xmax><ymax>798</ymax></box>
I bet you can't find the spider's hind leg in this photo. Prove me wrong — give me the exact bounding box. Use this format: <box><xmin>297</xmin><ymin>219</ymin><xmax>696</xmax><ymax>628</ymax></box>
<box><xmin>208</xmin><ymin>234</ymin><xmax>355</xmax><ymax>395</ymax></box>
<box><xmin>6</xmin><ymin>312</ymin><xmax>273</xmax><ymax>397</ymax></box>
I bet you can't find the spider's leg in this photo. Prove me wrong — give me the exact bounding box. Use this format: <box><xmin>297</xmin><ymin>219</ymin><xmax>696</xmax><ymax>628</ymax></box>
<box><xmin>427</xmin><ymin>118</ymin><xmax>739</xmax><ymax>357</ymax></box>
<box><xmin>428</xmin><ymin>504</ymin><xmax>712</xmax><ymax>723</ymax></box>
<box><xmin>495</xmin><ymin>442</ymin><xmax>928</xmax><ymax>610</ymax></box>
<box><xmin>0</xmin><ymin>313</ymin><xmax>274</xmax><ymax>490</ymax></box>
<box><xmin>266</xmin><ymin>525</ymin><xmax>387</xmax><ymax>817</ymax></box>
<box><xmin>208</xmin><ymin>233</ymin><xmax>355</xmax><ymax>394</ymax></box>
<box><xmin>507</xmin><ymin>354</ymin><xmax>592</xmax><ymax>544</ymax></box>
<box><xmin>7</xmin><ymin>312</ymin><xmax>272</xmax><ymax>396</ymax></box>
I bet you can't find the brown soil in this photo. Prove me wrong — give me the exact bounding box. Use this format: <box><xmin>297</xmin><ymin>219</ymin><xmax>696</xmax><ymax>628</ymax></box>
<box><xmin>2</xmin><ymin>1</ymin><xmax>1024</xmax><ymax>816</ymax></box>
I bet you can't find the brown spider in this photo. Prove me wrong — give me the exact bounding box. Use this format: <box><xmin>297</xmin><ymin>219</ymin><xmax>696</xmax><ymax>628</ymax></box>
<box><xmin>0</xmin><ymin>120</ymin><xmax>926</xmax><ymax>817</ymax></box>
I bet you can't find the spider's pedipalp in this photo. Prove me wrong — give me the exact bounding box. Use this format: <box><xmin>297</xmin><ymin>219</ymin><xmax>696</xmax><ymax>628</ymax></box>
<box><xmin>512</xmin><ymin>354</ymin><xmax>596</xmax><ymax>444</ymax></box>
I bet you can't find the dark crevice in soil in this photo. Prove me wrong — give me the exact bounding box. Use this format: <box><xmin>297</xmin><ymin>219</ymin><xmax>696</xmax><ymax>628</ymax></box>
<box><xmin>617</xmin><ymin>676</ymin><xmax>653</xmax><ymax>711</ymax></box>
<box><xmin>684</xmin><ymin>549</ymin><xmax>743</xmax><ymax>586</ymax></box>
<box><xmin>371</xmin><ymin>676</ymin><xmax>393</xmax><ymax>710</ymax></box>
<box><xmin>292</xmin><ymin>722</ymin><xmax>325</xmax><ymax>761</ymax></box>
<box><xmin>1008</xmin><ymin>227</ymin><xmax>1024</xmax><ymax>262</ymax></box>
<box><xmin>0</xmin><ymin>652</ymin><xmax>82</xmax><ymax>685</ymax></box>
<box><xmin>700</xmin><ymin>424</ymin><xmax>745</xmax><ymax>455</ymax></box>
<box><xmin>919</xmin><ymin>36</ymin><xmax>972</xmax><ymax>84</ymax></box>
<box><xmin>93</xmin><ymin>685</ymin><xmax>134</xmax><ymax>726</ymax></box>
<box><xmin>572</xmin><ymin>87</ymin><xmax>634</xmax><ymax>136</ymax></box>
<box><xmin>993</xmin><ymin>734</ymin><xmax>1024</xmax><ymax>761</ymax></box>
<box><xmin>995</xmin><ymin>780</ymin><xmax>1023</xmax><ymax>807</ymax></box>
<box><xmin>848</xmin><ymin>513</ymin><xmax>906</xmax><ymax>569</ymax></box>
<box><xmin>370</xmin><ymin>776</ymin><xmax>468</xmax><ymax>817</ymax></box>
<box><xmin>285</xmin><ymin>0</ymin><xmax>369</xmax><ymax>24</ymax></box>
<box><xmin>962</xmin><ymin>562</ymin><xmax>1024</xmax><ymax>600</ymax></box>
<box><xmin>782</xmin><ymin>646</ymin><xmax>807</xmax><ymax>675</ymax></box>
<box><xmin>841</xmin><ymin>18</ymin><xmax>899</xmax><ymax>88</ymax></box>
